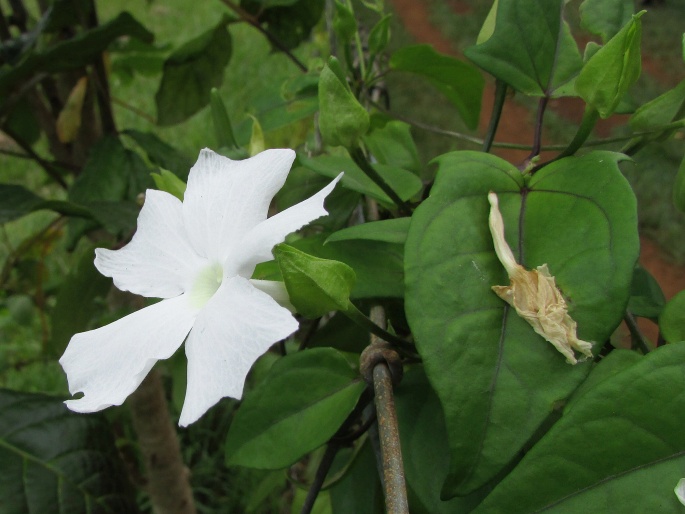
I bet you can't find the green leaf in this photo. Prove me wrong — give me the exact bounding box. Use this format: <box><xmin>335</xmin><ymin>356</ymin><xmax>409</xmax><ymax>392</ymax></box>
<box><xmin>151</xmin><ymin>169</ymin><xmax>187</xmax><ymax>201</ymax></box>
<box><xmin>0</xmin><ymin>184</ymin><xmax>92</xmax><ymax>224</ymax></box>
<box><xmin>318</xmin><ymin>57</ymin><xmax>370</xmax><ymax>149</ymax></box>
<box><xmin>326</xmin><ymin>218</ymin><xmax>410</xmax><ymax>245</ymax></box>
<box><xmin>0</xmin><ymin>12</ymin><xmax>153</xmax><ymax>95</ymax></box>
<box><xmin>674</xmin><ymin>153</ymin><xmax>685</xmax><ymax>213</ymax></box>
<box><xmin>404</xmin><ymin>151</ymin><xmax>639</xmax><ymax>496</ymax></box>
<box><xmin>580</xmin><ymin>0</ymin><xmax>634</xmax><ymax>43</ymax></box>
<box><xmin>297</xmin><ymin>154</ymin><xmax>422</xmax><ymax>204</ymax></box>
<box><xmin>362</xmin><ymin>114</ymin><xmax>422</xmax><ymax>175</ymax></box>
<box><xmin>274</xmin><ymin>244</ymin><xmax>355</xmax><ymax>318</ymax></box>
<box><xmin>224</xmin><ymin>348</ymin><xmax>365</xmax><ymax>469</ymax></box>
<box><xmin>123</xmin><ymin>129</ymin><xmax>193</xmax><ymax>179</ymax></box>
<box><xmin>0</xmin><ymin>389</ymin><xmax>138</xmax><ymax>513</ymax></box>
<box><xmin>627</xmin><ymin>264</ymin><xmax>666</xmax><ymax>319</ymax></box>
<box><xmin>47</xmin><ymin>248</ymin><xmax>111</xmax><ymax>358</ymax></box>
<box><xmin>210</xmin><ymin>88</ymin><xmax>239</xmax><ymax>149</ymax></box>
<box><xmin>368</xmin><ymin>14</ymin><xmax>391</xmax><ymax>56</ymax></box>
<box><xmin>476</xmin><ymin>0</ymin><xmax>498</xmax><ymax>44</ymax></box>
<box><xmin>242</xmin><ymin>0</ymin><xmax>324</xmax><ymax>51</ymax></box>
<box><xmin>155</xmin><ymin>17</ymin><xmax>232</xmax><ymax>126</ymax></box>
<box><xmin>473</xmin><ymin>343</ymin><xmax>685</xmax><ymax>513</ymax></box>
<box><xmin>293</xmin><ymin>235</ymin><xmax>405</xmax><ymax>299</ymax></box>
<box><xmin>659</xmin><ymin>291</ymin><xmax>685</xmax><ymax>344</ymax></box>
<box><xmin>390</xmin><ymin>44</ymin><xmax>484</xmax><ymax>129</ymax></box>
<box><xmin>630</xmin><ymin>79</ymin><xmax>685</xmax><ymax>132</ymax></box>
<box><xmin>464</xmin><ymin>0</ymin><xmax>582</xmax><ymax>97</ymax></box>
<box><xmin>276</xmin><ymin>167</ymin><xmax>360</xmax><ymax>232</ymax></box>
<box><xmin>395</xmin><ymin>368</ymin><xmax>491</xmax><ymax>513</ymax></box>
<box><xmin>334</xmin><ymin>1</ymin><xmax>357</xmax><ymax>44</ymax></box>
<box><xmin>329</xmin><ymin>441</ymin><xmax>384</xmax><ymax>514</ymax></box>
<box><xmin>576</xmin><ymin>12</ymin><xmax>645</xmax><ymax>118</ymax></box>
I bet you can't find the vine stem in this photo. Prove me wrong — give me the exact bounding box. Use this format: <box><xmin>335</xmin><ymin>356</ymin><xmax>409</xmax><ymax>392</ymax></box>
<box><xmin>482</xmin><ymin>79</ymin><xmax>507</xmax><ymax>153</ymax></box>
<box><xmin>344</xmin><ymin>303</ymin><xmax>415</xmax><ymax>355</ymax></box>
<box><xmin>527</xmin><ymin>96</ymin><xmax>549</xmax><ymax>162</ymax></box>
<box><xmin>2</xmin><ymin>127</ymin><xmax>68</xmax><ymax>188</ymax></box>
<box><xmin>555</xmin><ymin>106</ymin><xmax>599</xmax><ymax>159</ymax></box>
<box><xmin>624</xmin><ymin>311</ymin><xmax>652</xmax><ymax>354</ymax></box>
<box><xmin>218</xmin><ymin>0</ymin><xmax>308</xmax><ymax>73</ymax></box>
<box><xmin>300</xmin><ymin>442</ymin><xmax>340</xmax><ymax>514</ymax></box>
<box><xmin>349</xmin><ymin>146</ymin><xmax>412</xmax><ymax>216</ymax></box>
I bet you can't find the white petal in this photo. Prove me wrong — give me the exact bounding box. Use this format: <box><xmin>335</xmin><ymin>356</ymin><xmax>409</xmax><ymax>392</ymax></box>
<box><xmin>250</xmin><ymin>279</ymin><xmax>295</xmax><ymax>312</ymax></box>
<box><xmin>228</xmin><ymin>173</ymin><xmax>343</xmax><ymax>278</ymax></box>
<box><xmin>676</xmin><ymin>478</ymin><xmax>685</xmax><ymax>506</ymax></box>
<box><xmin>182</xmin><ymin>148</ymin><xmax>296</xmax><ymax>263</ymax></box>
<box><xmin>95</xmin><ymin>190</ymin><xmax>204</xmax><ymax>298</ymax></box>
<box><xmin>180</xmin><ymin>276</ymin><xmax>298</xmax><ymax>426</ymax></box>
<box><xmin>60</xmin><ymin>295</ymin><xmax>197</xmax><ymax>413</ymax></box>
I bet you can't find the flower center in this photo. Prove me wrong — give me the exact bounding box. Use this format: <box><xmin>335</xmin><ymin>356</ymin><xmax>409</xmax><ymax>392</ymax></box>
<box><xmin>188</xmin><ymin>262</ymin><xmax>224</xmax><ymax>309</ymax></box>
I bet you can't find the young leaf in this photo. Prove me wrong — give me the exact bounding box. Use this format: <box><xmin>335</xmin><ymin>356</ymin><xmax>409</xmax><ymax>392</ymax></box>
<box><xmin>659</xmin><ymin>291</ymin><xmax>685</xmax><ymax>343</ymax></box>
<box><xmin>210</xmin><ymin>87</ymin><xmax>239</xmax><ymax>149</ymax></box>
<box><xmin>151</xmin><ymin>169</ymin><xmax>187</xmax><ymax>201</ymax></box>
<box><xmin>404</xmin><ymin>151</ymin><xmax>639</xmax><ymax>497</ymax></box>
<box><xmin>56</xmin><ymin>77</ymin><xmax>88</xmax><ymax>143</ymax></box>
<box><xmin>579</xmin><ymin>0</ymin><xmax>634</xmax><ymax>43</ymax></box>
<box><xmin>576</xmin><ymin>12</ymin><xmax>645</xmax><ymax>118</ymax></box>
<box><xmin>362</xmin><ymin>114</ymin><xmax>422</xmax><ymax>175</ymax></box>
<box><xmin>473</xmin><ymin>343</ymin><xmax>685</xmax><ymax>513</ymax></box>
<box><xmin>333</xmin><ymin>1</ymin><xmax>357</xmax><ymax>44</ymax></box>
<box><xmin>318</xmin><ymin>57</ymin><xmax>370</xmax><ymax>149</ymax></box>
<box><xmin>155</xmin><ymin>16</ymin><xmax>232</xmax><ymax>126</ymax></box>
<box><xmin>326</xmin><ymin>218</ymin><xmax>410</xmax><ymax>245</ymax></box>
<box><xmin>274</xmin><ymin>243</ymin><xmax>355</xmax><ymax>318</ymax></box>
<box><xmin>630</xmin><ymin>79</ymin><xmax>685</xmax><ymax>132</ymax></box>
<box><xmin>368</xmin><ymin>14</ymin><xmax>391</xmax><ymax>56</ymax></box>
<box><xmin>224</xmin><ymin>348</ymin><xmax>365</xmax><ymax>469</ymax></box>
<box><xmin>390</xmin><ymin>44</ymin><xmax>484</xmax><ymax>129</ymax></box>
<box><xmin>293</xmin><ymin>234</ymin><xmax>405</xmax><ymax>299</ymax></box>
<box><xmin>464</xmin><ymin>0</ymin><xmax>582</xmax><ymax>97</ymax></box>
<box><xmin>0</xmin><ymin>389</ymin><xmax>138</xmax><ymax>513</ymax></box>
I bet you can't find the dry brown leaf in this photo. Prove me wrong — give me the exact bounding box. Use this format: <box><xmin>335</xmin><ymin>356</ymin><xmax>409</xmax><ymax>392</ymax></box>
<box><xmin>488</xmin><ymin>191</ymin><xmax>593</xmax><ymax>364</ymax></box>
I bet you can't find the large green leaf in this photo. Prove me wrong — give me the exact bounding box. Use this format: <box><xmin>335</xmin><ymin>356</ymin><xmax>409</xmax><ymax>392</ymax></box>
<box><xmin>326</xmin><ymin>218</ymin><xmax>410</xmax><ymax>245</ymax></box>
<box><xmin>390</xmin><ymin>45</ymin><xmax>484</xmax><ymax>129</ymax></box>
<box><xmin>579</xmin><ymin>0</ymin><xmax>634</xmax><ymax>43</ymax></box>
<box><xmin>474</xmin><ymin>343</ymin><xmax>685</xmax><ymax>513</ymax></box>
<box><xmin>155</xmin><ymin>17</ymin><xmax>232</xmax><ymax>126</ymax></box>
<box><xmin>395</xmin><ymin>368</ymin><xmax>491</xmax><ymax>513</ymax></box>
<box><xmin>464</xmin><ymin>0</ymin><xmax>582</xmax><ymax>97</ymax></box>
<box><xmin>0</xmin><ymin>12</ymin><xmax>153</xmax><ymax>95</ymax></box>
<box><xmin>576</xmin><ymin>12</ymin><xmax>644</xmax><ymax>118</ymax></box>
<box><xmin>404</xmin><ymin>151</ymin><xmax>639</xmax><ymax>497</ymax></box>
<box><xmin>0</xmin><ymin>389</ymin><xmax>138</xmax><ymax>513</ymax></box>
<box><xmin>329</xmin><ymin>442</ymin><xmax>384</xmax><ymax>514</ymax></box>
<box><xmin>224</xmin><ymin>348</ymin><xmax>365</xmax><ymax>469</ymax></box>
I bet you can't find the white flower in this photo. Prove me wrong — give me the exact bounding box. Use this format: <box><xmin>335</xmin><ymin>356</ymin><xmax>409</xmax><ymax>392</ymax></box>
<box><xmin>59</xmin><ymin>148</ymin><xmax>342</xmax><ymax>426</ymax></box>
<box><xmin>676</xmin><ymin>478</ymin><xmax>685</xmax><ymax>505</ymax></box>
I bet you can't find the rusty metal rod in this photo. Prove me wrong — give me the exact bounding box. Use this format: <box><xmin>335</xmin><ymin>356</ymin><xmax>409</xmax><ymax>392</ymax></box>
<box><xmin>372</xmin><ymin>361</ymin><xmax>409</xmax><ymax>514</ymax></box>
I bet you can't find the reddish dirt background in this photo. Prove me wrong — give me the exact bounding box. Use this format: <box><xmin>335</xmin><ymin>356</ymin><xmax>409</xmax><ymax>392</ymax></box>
<box><xmin>389</xmin><ymin>0</ymin><xmax>685</xmax><ymax>341</ymax></box>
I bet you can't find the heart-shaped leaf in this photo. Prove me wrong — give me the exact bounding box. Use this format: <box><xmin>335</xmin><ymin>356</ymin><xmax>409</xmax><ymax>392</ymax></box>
<box><xmin>404</xmin><ymin>151</ymin><xmax>639</xmax><ymax>497</ymax></box>
<box><xmin>473</xmin><ymin>344</ymin><xmax>685</xmax><ymax>513</ymax></box>
<box><xmin>464</xmin><ymin>0</ymin><xmax>582</xmax><ymax>97</ymax></box>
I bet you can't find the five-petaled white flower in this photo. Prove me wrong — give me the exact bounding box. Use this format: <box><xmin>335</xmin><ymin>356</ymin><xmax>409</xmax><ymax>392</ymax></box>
<box><xmin>60</xmin><ymin>148</ymin><xmax>342</xmax><ymax>426</ymax></box>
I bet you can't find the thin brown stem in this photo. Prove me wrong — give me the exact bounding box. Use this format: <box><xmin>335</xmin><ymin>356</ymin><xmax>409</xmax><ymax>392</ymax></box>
<box><xmin>111</xmin><ymin>96</ymin><xmax>157</xmax><ymax>124</ymax></box>
<box><xmin>2</xmin><ymin>126</ymin><xmax>68</xmax><ymax>187</ymax></box>
<box><xmin>128</xmin><ymin>370</ymin><xmax>197</xmax><ymax>514</ymax></box>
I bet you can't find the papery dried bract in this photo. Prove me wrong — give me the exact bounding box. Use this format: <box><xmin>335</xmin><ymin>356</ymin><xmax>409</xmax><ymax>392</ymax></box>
<box><xmin>488</xmin><ymin>191</ymin><xmax>593</xmax><ymax>364</ymax></box>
